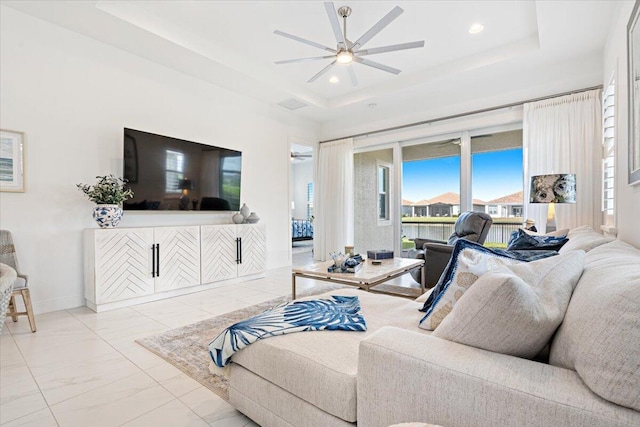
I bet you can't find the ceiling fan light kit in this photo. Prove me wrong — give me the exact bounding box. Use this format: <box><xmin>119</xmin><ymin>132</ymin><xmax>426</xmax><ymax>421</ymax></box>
<box><xmin>274</xmin><ymin>2</ymin><xmax>425</xmax><ymax>87</ymax></box>
<box><xmin>337</xmin><ymin>51</ymin><xmax>353</xmax><ymax>64</ymax></box>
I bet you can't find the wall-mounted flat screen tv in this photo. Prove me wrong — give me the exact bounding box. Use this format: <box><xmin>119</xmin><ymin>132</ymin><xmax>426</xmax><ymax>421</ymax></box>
<box><xmin>123</xmin><ymin>128</ymin><xmax>241</xmax><ymax>211</ymax></box>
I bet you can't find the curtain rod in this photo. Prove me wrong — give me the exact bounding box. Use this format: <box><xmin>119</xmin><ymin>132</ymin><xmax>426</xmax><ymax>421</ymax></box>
<box><xmin>319</xmin><ymin>85</ymin><xmax>603</xmax><ymax>144</ymax></box>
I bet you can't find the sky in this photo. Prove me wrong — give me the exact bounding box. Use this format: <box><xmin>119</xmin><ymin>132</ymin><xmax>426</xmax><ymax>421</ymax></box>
<box><xmin>402</xmin><ymin>148</ymin><xmax>523</xmax><ymax>202</ymax></box>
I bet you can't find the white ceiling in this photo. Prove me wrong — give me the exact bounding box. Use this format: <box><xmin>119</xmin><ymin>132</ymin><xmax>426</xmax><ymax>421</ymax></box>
<box><xmin>3</xmin><ymin>0</ymin><xmax>619</xmax><ymax>132</ymax></box>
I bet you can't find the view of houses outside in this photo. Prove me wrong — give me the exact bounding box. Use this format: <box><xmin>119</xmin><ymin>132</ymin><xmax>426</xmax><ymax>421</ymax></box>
<box><xmin>402</xmin><ymin>148</ymin><xmax>524</xmax><ymax>247</ymax></box>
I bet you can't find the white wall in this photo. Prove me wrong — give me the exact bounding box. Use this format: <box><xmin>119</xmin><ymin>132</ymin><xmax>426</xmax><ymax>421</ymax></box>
<box><xmin>603</xmin><ymin>1</ymin><xmax>640</xmax><ymax>248</ymax></box>
<box><xmin>354</xmin><ymin>149</ymin><xmax>394</xmax><ymax>254</ymax></box>
<box><xmin>0</xmin><ymin>7</ymin><xmax>319</xmax><ymax>313</ymax></box>
<box><xmin>291</xmin><ymin>161</ymin><xmax>312</xmax><ymax>220</ymax></box>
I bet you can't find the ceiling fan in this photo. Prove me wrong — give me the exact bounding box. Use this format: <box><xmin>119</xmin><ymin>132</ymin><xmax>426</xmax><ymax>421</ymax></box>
<box><xmin>274</xmin><ymin>2</ymin><xmax>424</xmax><ymax>87</ymax></box>
<box><xmin>291</xmin><ymin>151</ymin><xmax>313</xmax><ymax>161</ymax></box>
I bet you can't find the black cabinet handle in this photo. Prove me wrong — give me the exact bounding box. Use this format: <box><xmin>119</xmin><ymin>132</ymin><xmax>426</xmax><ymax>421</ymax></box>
<box><xmin>236</xmin><ymin>238</ymin><xmax>240</xmax><ymax>264</ymax></box>
<box><xmin>239</xmin><ymin>237</ymin><xmax>242</xmax><ymax>264</ymax></box>
<box><xmin>156</xmin><ymin>243</ymin><xmax>160</xmax><ymax>277</ymax></box>
<box><xmin>151</xmin><ymin>244</ymin><xmax>156</xmax><ymax>277</ymax></box>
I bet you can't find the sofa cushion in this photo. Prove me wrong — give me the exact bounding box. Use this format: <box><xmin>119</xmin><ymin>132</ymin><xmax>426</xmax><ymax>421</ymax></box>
<box><xmin>230</xmin><ymin>288</ymin><xmax>426</xmax><ymax>423</ymax></box>
<box><xmin>550</xmin><ymin>240</ymin><xmax>640</xmax><ymax>411</ymax></box>
<box><xmin>558</xmin><ymin>225</ymin><xmax>614</xmax><ymax>254</ymax></box>
<box><xmin>432</xmin><ymin>251</ymin><xmax>584</xmax><ymax>358</ymax></box>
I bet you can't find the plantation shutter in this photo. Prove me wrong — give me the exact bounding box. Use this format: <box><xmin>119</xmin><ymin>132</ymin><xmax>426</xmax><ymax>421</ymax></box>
<box><xmin>602</xmin><ymin>80</ymin><xmax>615</xmax><ymax>226</ymax></box>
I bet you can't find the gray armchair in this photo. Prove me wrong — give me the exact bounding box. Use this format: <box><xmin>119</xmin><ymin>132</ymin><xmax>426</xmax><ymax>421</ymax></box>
<box><xmin>409</xmin><ymin>211</ymin><xmax>493</xmax><ymax>287</ymax></box>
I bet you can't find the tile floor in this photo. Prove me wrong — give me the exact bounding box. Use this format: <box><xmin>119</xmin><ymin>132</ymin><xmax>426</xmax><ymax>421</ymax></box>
<box><xmin>1</xmin><ymin>248</ymin><xmax>420</xmax><ymax>426</ymax></box>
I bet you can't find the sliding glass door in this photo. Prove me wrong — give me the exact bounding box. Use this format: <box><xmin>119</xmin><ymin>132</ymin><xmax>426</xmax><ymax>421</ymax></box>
<box><xmin>401</xmin><ymin>138</ymin><xmax>461</xmax><ymax>252</ymax></box>
<box><xmin>471</xmin><ymin>130</ymin><xmax>524</xmax><ymax>246</ymax></box>
<box><xmin>353</xmin><ymin>125</ymin><xmax>523</xmax><ymax>259</ymax></box>
<box><xmin>400</xmin><ymin>128</ymin><xmax>523</xmax><ymax>252</ymax></box>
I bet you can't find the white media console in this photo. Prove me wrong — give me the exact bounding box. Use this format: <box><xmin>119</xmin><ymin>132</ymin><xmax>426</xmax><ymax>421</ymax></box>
<box><xmin>84</xmin><ymin>223</ymin><xmax>266</xmax><ymax>311</ymax></box>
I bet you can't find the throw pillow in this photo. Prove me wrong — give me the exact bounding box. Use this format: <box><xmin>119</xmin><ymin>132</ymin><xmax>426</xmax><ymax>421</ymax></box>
<box><xmin>419</xmin><ymin>241</ymin><xmax>525</xmax><ymax>331</ymax></box>
<box><xmin>507</xmin><ymin>228</ymin><xmax>568</xmax><ymax>251</ymax></box>
<box><xmin>432</xmin><ymin>251</ymin><xmax>585</xmax><ymax>359</ymax></box>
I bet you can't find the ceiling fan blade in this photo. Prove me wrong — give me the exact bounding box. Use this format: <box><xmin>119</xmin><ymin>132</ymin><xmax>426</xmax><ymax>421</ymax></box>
<box><xmin>351</xmin><ymin>6</ymin><xmax>403</xmax><ymax>51</ymax></box>
<box><xmin>324</xmin><ymin>2</ymin><xmax>347</xmax><ymax>50</ymax></box>
<box><xmin>308</xmin><ymin>60</ymin><xmax>337</xmax><ymax>83</ymax></box>
<box><xmin>353</xmin><ymin>57</ymin><xmax>401</xmax><ymax>75</ymax></box>
<box><xmin>347</xmin><ymin>65</ymin><xmax>358</xmax><ymax>87</ymax></box>
<box><xmin>355</xmin><ymin>41</ymin><xmax>425</xmax><ymax>56</ymax></box>
<box><xmin>274</xmin><ymin>30</ymin><xmax>336</xmax><ymax>53</ymax></box>
<box><xmin>275</xmin><ymin>55</ymin><xmax>336</xmax><ymax>65</ymax></box>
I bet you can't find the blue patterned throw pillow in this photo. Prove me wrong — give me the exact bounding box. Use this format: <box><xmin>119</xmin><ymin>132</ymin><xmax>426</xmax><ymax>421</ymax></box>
<box><xmin>507</xmin><ymin>229</ymin><xmax>568</xmax><ymax>251</ymax></box>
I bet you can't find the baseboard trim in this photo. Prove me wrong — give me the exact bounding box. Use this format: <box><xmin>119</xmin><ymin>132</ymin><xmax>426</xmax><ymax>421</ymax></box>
<box><xmin>32</xmin><ymin>295</ymin><xmax>85</xmax><ymax>315</ymax></box>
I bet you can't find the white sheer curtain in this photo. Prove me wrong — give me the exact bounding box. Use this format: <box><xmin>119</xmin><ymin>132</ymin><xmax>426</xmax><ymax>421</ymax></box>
<box><xmin>523</xmin><ymin>89</ymin><xmax>602</xmax><ymax>233</ymax></box>
<box><xmin>314</xmin><ymin>138</ymin><xmax>354</xmax><ymax>261</ymax></box>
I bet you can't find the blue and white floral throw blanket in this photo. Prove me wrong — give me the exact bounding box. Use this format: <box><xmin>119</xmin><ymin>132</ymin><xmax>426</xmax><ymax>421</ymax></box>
<box><xmin>209</xmin><ymin>295</ymin><xmax>366</xmax><ymax>368</ymax></box>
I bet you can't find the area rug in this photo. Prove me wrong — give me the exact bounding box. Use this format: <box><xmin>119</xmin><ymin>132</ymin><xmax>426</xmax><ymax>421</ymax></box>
<box><xmin>136</xmin><ymin>284</ymin><xmax>344</xmax><ymax>402</ymax></box>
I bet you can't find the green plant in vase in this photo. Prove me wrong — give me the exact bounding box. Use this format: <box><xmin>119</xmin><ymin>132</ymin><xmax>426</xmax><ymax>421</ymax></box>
<box><xmin>77</xmin><ymin>175</ymin><xmax>134</xmax><ymax>228</ymax></box>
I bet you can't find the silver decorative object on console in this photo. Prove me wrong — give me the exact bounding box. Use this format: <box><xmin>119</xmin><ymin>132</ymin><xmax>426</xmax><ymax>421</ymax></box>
<box><xmin>232</xmin><ymin>212</ymin><xmax>244</xmax><ymax>224</ymax></box>
<box><xmin>240</xmin><ymin>203</ymin><xmax>250</xmax><ymax>221</ymax></box>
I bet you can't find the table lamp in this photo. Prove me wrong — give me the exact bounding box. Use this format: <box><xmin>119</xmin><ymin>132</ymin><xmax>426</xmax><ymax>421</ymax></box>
<box><xmin>529</xmin><ymin>173</ymin><xmax>576</xmax><ymax>232</ymax></box>
<box><xmin>179</xmin><ymin>178</ymin><xmax>194</xmax><ymax>210</ymax></box>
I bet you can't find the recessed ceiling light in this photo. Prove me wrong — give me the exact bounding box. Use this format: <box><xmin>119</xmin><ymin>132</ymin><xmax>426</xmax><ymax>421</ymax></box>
<box><xmin>469</xmin><ymin>23</ymin><xmax>484</xmax><ymax>34</ymax></box>
<box><xmin>329</xmin><ymin>76</ymin><xmax>340</xmax><ymax>83</ymax></box>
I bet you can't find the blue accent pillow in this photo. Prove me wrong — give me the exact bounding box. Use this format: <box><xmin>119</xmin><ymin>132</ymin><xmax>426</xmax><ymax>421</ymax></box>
<box><xmin>419</xmin><ymin>240</ymin><xmax>558</xmax><ymax>314</ymax></box>
<box><xmin>507</xmin><ymin>229</ymin><xmax>568</xmax><ymax>251</ymax></box>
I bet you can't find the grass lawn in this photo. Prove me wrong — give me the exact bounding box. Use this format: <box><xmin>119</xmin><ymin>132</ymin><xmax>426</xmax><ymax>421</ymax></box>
<box><xmin>402</xmin><ymin>216</ymin><xmax>522</xmax><ymax>224</ymax></box>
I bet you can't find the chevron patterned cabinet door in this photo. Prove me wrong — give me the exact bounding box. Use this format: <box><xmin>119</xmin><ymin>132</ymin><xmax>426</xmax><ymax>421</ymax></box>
<box><xmin>93</xmin><ymin>228</ymin><xmax>155</xmax><ymax>304</ymax></box>
<box><xmin>201</xmin><ymin>225</ymin><xmax>238</xmax><ymax>283</ymax></box>
<box><xmin>154</xmin><ymin>226</ymin><xmax>201</xmax><ymax>292</ymax></box>
<box><xmin>237</xmin><ymin>224</ymin><xmax>266</xmax><ymax>277</ymax></box>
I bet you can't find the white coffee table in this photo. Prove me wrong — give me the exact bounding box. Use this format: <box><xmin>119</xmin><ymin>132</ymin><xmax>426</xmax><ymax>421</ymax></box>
<box><xmin>291</xmin><ymin>257</ymin><xmax>425</xmax><ymax>299</ymax></box>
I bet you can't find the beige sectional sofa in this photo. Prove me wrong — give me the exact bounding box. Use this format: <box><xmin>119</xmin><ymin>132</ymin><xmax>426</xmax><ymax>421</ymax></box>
<box><xmin>227</xmin><ymin>226</ymin><xmax>640</xmax><ymax>427</ymax></box>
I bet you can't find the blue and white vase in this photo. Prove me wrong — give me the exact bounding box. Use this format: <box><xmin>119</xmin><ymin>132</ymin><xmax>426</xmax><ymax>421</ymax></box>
<box><xmin>93</xmin><ymin>204</ymin><xmax>124</xmax><ymax>228</ymax></box>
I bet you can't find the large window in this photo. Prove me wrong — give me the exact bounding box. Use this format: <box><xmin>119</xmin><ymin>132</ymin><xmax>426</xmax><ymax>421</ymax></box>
<box><xmin>402</xmin><ymin>139</ymin><xmax>461</xmax><ymax>218</ymax></box>
<box><xmin>401</xmin><ymin>129</ymin><xmax>523</xmax><ymax>249</ymax></box>
<box><xmin>471</xmin><ymin>130</ymin><xmax>523</xmax><ymax>222</ymax></box>
<box><xmin>401</xmin><ymin>139</ymin><xmax>461</xmax><ymax>245</ymax></box>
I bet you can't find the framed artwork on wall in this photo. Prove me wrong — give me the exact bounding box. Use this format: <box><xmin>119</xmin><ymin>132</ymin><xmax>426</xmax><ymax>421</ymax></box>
<box><xmin>628</xmin><ymin>0</ymin><xmax>640</xmax><ymax>185</ymax></box>
<box><xmin>0</xmin><ymin>129</ymin><xmax>25</xmax><ymax>192</ymax></box>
